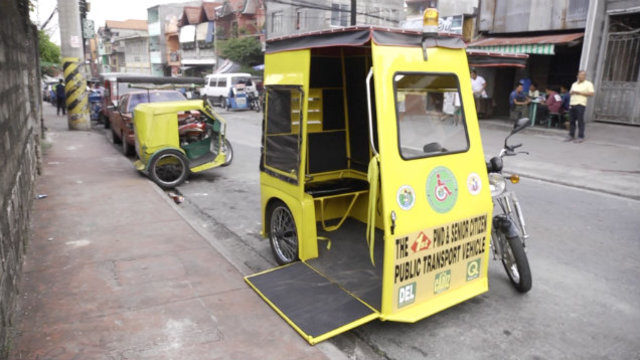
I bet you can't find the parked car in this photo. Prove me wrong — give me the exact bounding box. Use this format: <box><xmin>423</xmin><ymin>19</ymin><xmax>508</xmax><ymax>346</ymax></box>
<box><xmin>99</xmin><ymin>74</ymin><xmax>204</xmax><ymax>128</ymax></box>
<box><xmin>200</xmin><ymin>73</ymin><xmax>258</xmax><ymax>107</ymax></box>
<box><xmin>109</xmin><ymin>90</ymin><xmax>186</xmax><ymax>156</ymax></box>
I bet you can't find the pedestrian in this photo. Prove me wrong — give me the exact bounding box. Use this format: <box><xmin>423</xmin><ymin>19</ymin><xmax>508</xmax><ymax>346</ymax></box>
<box><xmin>470</xmin><ymin>69</ymin><xmax>487</xmax><ymax>98</ymax></box>
<box><xmin>528</xmin><ymin>82</ymin><xmax>541</xmax><ymax>101</ymax></box>
<box><xmin>509</xmin><ymin>83</ymin><xmax>530</xmax><ymax>120</ymax></box>
<box><xmin>538</xmin><ymin>87</ymin><xmax>563</xmax><ymax>125</ymax></box>
<box><xmin>565</xmin><ymin>70</ymin><xmax>594</xmax><ymax>143</ymax></box>
<box><xmin>55</xmin><ymin>79</ymin><xmax>66</xmax><ymax>116</ymax></box>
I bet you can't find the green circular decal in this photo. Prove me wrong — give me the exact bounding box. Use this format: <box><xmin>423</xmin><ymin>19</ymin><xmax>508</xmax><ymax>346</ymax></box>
<box><xmin>426</xmin><ymin>166</ymin><xmax>458</xmax><ymax>213</ymax></box>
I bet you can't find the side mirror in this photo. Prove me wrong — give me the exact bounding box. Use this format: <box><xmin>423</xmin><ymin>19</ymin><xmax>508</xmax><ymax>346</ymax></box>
<box><xmin>504</xmin><ymin>118</ymin><xmax>529</xmax><ymax>148</ymax></box>
<box><xmin>511</xmin><ymin>117</ymin><xmax>530</xmax><ymax>135</ymax></box>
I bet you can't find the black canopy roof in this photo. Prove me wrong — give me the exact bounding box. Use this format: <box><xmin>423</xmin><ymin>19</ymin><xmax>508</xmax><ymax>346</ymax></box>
<box><xmin>266</xmin><ymin>26</ymin><xmax>465</xmax><ymax>54</ymax></box>
<box><xmin>114</xmin><ymin>75</ymin><xmax>204</xmax><ymax>86</ymax></box>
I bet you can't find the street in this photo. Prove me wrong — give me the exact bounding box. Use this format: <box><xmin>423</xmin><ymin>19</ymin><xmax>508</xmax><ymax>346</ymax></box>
<box><xmin>101</xmin><ymin>109</ymin><xmax>640</xmax><ymax>359</ymax></box>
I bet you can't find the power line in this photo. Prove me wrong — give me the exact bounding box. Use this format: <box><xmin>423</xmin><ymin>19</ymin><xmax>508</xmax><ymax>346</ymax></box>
<box><xmin>267</xmin><ymin>0</ymin><xmax>401</xmax><ymax>23</ymax></box>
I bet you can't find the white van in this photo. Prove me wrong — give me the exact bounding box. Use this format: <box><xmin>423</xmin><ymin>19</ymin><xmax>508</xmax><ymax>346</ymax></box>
<box><xmin>201</xmin><ymin>73</ymin><xmax>258</xmax><ymax>106</ymax></box>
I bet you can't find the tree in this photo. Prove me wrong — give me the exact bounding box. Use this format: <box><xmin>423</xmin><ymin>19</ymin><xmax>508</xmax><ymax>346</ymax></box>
<box><xmin>38</xmin><ymin>30</ymin><xmax>60</xmax><ymax>65</ymax></box>
<box><xmin>219</xmin><ymin>36</ymin><xmax>263</xmax><ymax>67</ymax></box>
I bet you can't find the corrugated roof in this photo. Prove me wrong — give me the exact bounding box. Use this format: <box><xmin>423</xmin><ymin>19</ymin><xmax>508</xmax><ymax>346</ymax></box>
<box><xmin>105</xmin><ymin>19</ymin><xmax>148</xmax><ymax>31</ymax></box>
<box><xmin>469</xmin><ymin>32</ymin><xmax>584</xmax><ymax>47</ymax></box>
<box><xmin>183</xmin><ymin>6</ymin><xmax>204</xmax><ymax>25</ymax></box>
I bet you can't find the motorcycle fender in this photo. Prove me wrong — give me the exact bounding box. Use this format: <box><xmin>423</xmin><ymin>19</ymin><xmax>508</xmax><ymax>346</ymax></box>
<box><xmin>492</xmin><ymin>215</ymin><xmax>519</xmax><ymax>238</ymax></box>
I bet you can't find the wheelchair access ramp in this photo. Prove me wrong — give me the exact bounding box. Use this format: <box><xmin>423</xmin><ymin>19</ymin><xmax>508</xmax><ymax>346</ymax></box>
<box><xmin>245</xmin><ymin>262</ymin><xmax>379</xmax><ymax>344</ymax></box>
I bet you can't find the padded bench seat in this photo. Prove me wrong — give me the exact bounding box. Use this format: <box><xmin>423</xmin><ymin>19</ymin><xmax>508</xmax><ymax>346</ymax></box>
<box><xmin>305</xmin><ymin>178</ymin><xmax>369</xmax><ymax>198</ymax></box>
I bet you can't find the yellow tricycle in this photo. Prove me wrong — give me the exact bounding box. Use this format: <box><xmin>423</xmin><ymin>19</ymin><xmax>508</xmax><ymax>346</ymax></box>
<box><xmin>245</xmin><ymin>18</ymin><xmax>504</xmax><ymax>345</ymax></box>
<box><xmin>132</xmin><ymin>99</ymin><xmax>232</xmax><ymax>189</ymax></box>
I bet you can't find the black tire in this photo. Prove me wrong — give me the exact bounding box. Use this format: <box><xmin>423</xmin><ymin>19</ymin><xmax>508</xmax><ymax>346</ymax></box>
<box><xmin>111</xmin><ymin>127</ymin><xmax>121</xmax><ymax>144</ymax></box>
<box><xmin>499</xmin><ymin>231</ymin><xmax>532</xmax><ymax>293</ymax></box>
<box><xmin>148</xmin><ymin>149</ymin><xmax>189</xmax><ymax>189</ymax></box>
<box><xmin>122</xmin><ymin>137</ymin><xmax>134</xmax><ymax>157</ymax></box>
<box><xmin>218</xmin><ymin>96</ymin><xmax>225</xmax><ymax>108</ymax></box>
<box><xmin>221</xmin><ymin>138</ymin><xmax>233</xmax><ymax>167</ymax></box>
<box><xmin>267</xmin><ymin>201</ymin><xmax>299</xmax><ymax>265</ymax></box>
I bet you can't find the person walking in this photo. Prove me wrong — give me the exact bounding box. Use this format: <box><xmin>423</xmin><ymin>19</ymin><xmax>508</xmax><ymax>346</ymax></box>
<box><xmin>55</xmin><ymin>79</ymin><xmax>66</xmax><ymax>116</ymax></box>
<box><xmin>565</xmin><ymin>71</ymin><xmax>594</xmax><ymax>143</ymax></box>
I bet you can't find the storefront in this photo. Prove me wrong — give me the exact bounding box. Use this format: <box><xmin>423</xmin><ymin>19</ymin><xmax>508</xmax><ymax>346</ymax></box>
<box><xmin>468</xmin><ymin>32</ymin><xmax>584</xmax><ymax>117</ymax></box>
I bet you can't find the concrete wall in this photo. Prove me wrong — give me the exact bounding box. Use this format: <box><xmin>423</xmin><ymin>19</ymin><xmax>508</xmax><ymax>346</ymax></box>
<box><xmin>479</xmin><ymin>0</ymin><xmax>588</xmax><ymax>33</ymax></box>
<box><xmin>0</xmin><ymin>0</ymin><xmax>42</xmax><ymax>356</ymax></box>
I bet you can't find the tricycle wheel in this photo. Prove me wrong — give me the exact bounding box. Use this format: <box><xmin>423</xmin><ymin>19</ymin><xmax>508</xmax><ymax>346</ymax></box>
<box><xmin>148</xmin><ymin>149</ymin><xmax>189</xmax><ymax>189</ymax></box>
<box><xmin>221</xmin><ymin>138</ymin><xmax>233</xmax><ymax>167</ymax></box>
<box><xmin>267</xmin><ymin>201</ymin><xmax>299</xmax><ymax>265</ymax></box>
<box><xmin>111</xmin><ymin>127</ymin><xmax>121</xmax><ymax>144</ymax></box>
<box><xmin>499</xmin><ymin>231</ymin><xmax>532</xmax><ymax>293</ymax></box>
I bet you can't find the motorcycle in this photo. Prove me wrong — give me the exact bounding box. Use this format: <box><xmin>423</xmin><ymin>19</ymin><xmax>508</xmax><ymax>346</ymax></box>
<box><xmin>487</xmin><ymin>117</ymin><xmax>532</xmax><ymax>293</ymax></box>
<box><xmin>249</xmin><ymin>93</ymin><xmax>261</xmax><ymax>112</ymax></box>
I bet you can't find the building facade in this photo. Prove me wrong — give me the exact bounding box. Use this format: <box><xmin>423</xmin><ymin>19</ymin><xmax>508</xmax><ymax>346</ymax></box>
<box><xmin>468</xmin><ymin>0</ymin><xmax>589</xmax><ymax>117</ymax></box>
<box><xmin>97</xmin><ymin>20</ymin><xmax>150</xmax><ymax>74</ymax></box>
<box><xmin>266</xmin><ymin>0</ymin><xmax>405</xmax><ymax>39</ymax></box>
<box><xmin>178</xmin><ymin>4</ymin><xmax>219</xmax><ymax>76</ymax></box>
<box><xmin>148</xmin><ymin>2</ymin><xmax>201</xmax><ymax>76</ymax></box>
<box><xmin>581</xmin><ymin>0</ymin><xmax>640</xmax><ymax>126</ymax></box>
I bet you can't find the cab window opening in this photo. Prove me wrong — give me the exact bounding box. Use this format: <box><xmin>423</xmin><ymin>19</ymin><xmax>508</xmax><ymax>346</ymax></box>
<box><xmin>394</xmin><ymin>72</ymin><xmax>469</xmax><ymax>159</ymax></box>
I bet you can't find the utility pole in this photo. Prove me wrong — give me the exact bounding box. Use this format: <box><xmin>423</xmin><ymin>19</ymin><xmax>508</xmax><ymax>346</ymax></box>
<box><xmin>350</xmin><ymin>0</ymin><xmax>356</xmax><ymax>26</ymax></box>
<box><xmin>58</xmin><ymin>0</ymin><xmax>90</xmax><ymax>130</ymax></box>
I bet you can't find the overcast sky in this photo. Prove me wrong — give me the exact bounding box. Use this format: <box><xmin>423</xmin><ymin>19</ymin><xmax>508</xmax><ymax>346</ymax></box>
<box><xmin>33</xmin><ymin>0</ymin><xmax>198</xmax><ymax>44</ymax></box>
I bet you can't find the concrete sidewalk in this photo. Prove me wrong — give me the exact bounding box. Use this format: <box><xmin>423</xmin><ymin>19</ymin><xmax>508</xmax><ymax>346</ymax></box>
<box><xmin>11</xmin><ymin>105</ymin><xmax>330</xmax><ymax>359</ymax></box>
<box><xmin>479</xmin><ymin>118</ymin><xmax>640</xmax><ymax>200</ymax></box>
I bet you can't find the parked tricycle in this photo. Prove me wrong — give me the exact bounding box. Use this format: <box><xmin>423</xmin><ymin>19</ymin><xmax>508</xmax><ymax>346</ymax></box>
<box><xmin>132</xmin><ymin>99</ymin><xmax>233</xmax><ymax>189</ymax></box>
<box><xmin>245</xmin><ymin>10</ymin><xmax>530</xmax><ymax>346</ymax></box>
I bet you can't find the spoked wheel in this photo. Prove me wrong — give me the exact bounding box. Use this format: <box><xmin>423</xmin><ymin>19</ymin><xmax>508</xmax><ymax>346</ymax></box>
<box><xmin>221</xmin><ymin>138</ymin><xmax>233</xmax><ymax>167</ymax></box>
<box><xmin>148</xmin><ymin>150</ymin><xmax>188</xmax><ymax>189</ymax></box>
<box><xmin>268</xmin><ymin>202</ymin><xmax>299</xmax><ymax>265</ymax></box>
<box><xmin>499</xmin><ymin>231</ymin><xmax>532</xmax><ymax>293</ymax></box>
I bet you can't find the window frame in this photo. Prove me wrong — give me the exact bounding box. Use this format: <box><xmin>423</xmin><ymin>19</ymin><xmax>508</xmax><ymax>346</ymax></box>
<box><xmin>393</xmin><ymin>71</ymin><xmax>470</xmax><ymax>161</ymax></box>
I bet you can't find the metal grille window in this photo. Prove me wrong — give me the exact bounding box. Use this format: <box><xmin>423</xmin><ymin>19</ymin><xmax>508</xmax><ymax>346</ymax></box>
<box><xmin>331</xmin><ymin>3</ymin><xmax>349</xmax><ymax>27</ymax></box>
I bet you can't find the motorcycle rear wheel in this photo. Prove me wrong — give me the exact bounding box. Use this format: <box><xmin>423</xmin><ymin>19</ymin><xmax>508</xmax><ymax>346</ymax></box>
<box><xmin>499</xmin><ymin>231</ymin><xmax>532</xmax><ymax>293</ymax></box>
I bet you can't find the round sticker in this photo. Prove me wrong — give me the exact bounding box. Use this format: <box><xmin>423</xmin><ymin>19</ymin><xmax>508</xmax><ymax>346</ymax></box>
<box><xmin>426</xmin><ymin>166</ymin><xmax>458</xmax><ymax>213</ymax></box>
<box><xmin>467</xmin><ymin>172</ymin><xmax>482</xmax><ymax>196</ymax></box>
<box><xmin>397</xmin><ymin>185</ymin><xmax>416</xmax><ymax>210</ymax></box>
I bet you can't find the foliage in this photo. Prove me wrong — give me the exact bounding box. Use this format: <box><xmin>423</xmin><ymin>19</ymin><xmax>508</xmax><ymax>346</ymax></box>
<box><xmin>38</xmin><ymin>30</ymin><xmax>60</xmax><ymax>64</ymax></box>
<box><xmin>219</xmin><ymin>36</ymin><xmax>263</xmax><ymax>67</ymax></box>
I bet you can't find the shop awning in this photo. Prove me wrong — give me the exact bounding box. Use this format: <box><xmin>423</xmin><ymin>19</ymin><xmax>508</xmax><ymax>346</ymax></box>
<box><xmin>468</xmin><ymin>32</ymin><xmax>584</xmax><ymax>55</ymax></box>
<box><xmin>466</xmin><ymin>49</ymin><xmax>529</xmax><ymax>68</ymax></box>
<box><xmin>179</xmin><ymin>25</ymin><xmax>196</xmax><ymax>43</ymax></box>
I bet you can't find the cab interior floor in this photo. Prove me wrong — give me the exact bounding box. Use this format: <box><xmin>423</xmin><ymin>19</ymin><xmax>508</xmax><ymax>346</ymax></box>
<box><xmin>307</xmin><ymin>218</ymin><xmax>384</xmax><ymax>310</ymax></box>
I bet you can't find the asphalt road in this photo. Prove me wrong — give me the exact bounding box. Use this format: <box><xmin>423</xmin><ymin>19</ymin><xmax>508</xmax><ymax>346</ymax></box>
<box><xmin>103</xmin><ymin>109</ymin><xmax>640</xmax><ymax>359</ymax></box>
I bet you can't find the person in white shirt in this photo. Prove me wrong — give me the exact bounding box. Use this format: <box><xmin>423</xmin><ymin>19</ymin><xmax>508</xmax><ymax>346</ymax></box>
<box><xmin>470</xmin><ymin>70</ymin><xmax>487</xmax><ymax>98</ymax></box>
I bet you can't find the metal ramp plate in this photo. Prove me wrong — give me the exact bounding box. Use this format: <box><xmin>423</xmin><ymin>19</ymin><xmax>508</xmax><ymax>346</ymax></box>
<box><xmin>245</xmin><ymin>262</ymin><xmax>379</xmax><ymax>344</ymax></box>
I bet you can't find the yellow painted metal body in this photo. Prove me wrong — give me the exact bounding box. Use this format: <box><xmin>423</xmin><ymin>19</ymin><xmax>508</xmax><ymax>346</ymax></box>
<box><xmin>133</xmin><ymin>100</ymin><xmax>227</xmax><ymax>172</ymax></box>
<box><xmin>255</xmin><ymin>34</ymin><xmax>493</xmax><ymax>343</ymax></box>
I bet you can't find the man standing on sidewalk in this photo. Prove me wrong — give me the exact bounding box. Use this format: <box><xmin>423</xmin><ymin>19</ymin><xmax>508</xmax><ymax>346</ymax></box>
<box><xmin>55</xmin><ymin>79</ymin><xmax>66</xmax><ymax>116</ymax></box>
<box><xmin>566</xmin><ymin>71</ymin><xmax>594</xmax><ymax>143</ymax></box>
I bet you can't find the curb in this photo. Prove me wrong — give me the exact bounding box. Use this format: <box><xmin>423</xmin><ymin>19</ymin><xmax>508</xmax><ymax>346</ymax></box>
<box><xmin>508</xmin><ymin>170</ymin><xmax>640</xmax><ymax>201</ymax></box>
